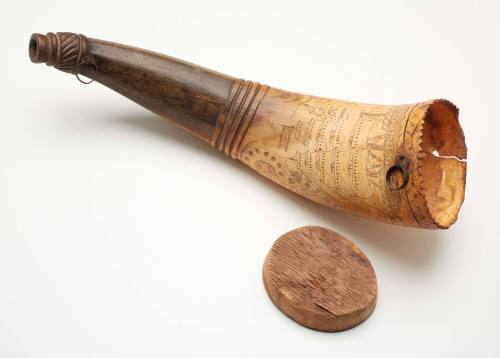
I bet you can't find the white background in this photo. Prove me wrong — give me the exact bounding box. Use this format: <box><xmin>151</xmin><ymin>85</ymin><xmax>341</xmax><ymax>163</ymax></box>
<box><xmin>1</xmin><ymin>1</ymin><xmax>499</xmax><ymax>357</ymax></box>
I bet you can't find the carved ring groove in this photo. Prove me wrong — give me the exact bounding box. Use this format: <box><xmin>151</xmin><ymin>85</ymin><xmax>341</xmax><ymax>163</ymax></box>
<box><xmin>212</xmin><ymin>79</ymin><xmax>269</xmax><ymax>158</ymax></box>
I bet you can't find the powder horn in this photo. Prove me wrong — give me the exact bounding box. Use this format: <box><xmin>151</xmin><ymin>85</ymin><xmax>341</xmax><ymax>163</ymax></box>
<box><xmin>29</xmin><ymin>32</ymin><xmax>467</xmax><ymax>229</ymax></box>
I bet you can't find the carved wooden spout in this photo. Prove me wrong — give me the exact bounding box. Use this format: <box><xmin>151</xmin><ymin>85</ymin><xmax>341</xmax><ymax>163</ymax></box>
<box><xmin>29</xmin><ymin>32</ymin><xmax>467</xmax><ymax>229</ymax></box>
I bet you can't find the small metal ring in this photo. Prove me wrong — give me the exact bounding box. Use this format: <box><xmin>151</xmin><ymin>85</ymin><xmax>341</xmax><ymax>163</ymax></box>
<box><xmin>75</xmin><ymin>56</ymin><xmax>98</xmax><ymax>85</ymax></box>
<box><xmin>76</xmin><ymin>73</ymin><xmax>94</xmax><ymax>84</ymax></box>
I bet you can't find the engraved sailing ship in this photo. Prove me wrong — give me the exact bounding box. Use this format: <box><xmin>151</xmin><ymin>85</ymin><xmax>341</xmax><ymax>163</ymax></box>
<box><xmin>240</xmin><ymin>94</ymin><xmax>405</xmax><ymax>218</ymax></box>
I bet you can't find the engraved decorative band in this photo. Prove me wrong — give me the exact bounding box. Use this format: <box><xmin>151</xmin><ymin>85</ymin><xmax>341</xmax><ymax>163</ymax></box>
<box><xmin>212</xmin><ymin>79</ymin><xmax>269</xmax><ymax>158</ymax></box>
<box><xmin>45</xmin><ymin>32</ymin><xmax>88</xmax><ymax>73</ymax></box>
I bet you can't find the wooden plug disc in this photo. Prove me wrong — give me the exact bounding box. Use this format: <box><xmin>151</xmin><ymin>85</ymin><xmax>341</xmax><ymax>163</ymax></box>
<box><xmin>263</xmin><ymin>226</ymin><xmax>377</xmax><ymax>332</ymax></box>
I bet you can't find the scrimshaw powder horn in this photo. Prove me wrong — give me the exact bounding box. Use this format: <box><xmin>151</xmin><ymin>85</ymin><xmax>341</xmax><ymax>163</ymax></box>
<box><xmin>29</xmin><ymin>32</ymin><xmax>467</xmax><ymax>229</ymax></box>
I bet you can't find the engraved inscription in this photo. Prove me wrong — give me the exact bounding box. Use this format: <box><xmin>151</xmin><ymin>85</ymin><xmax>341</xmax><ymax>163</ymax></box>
<box><xmin>239</xmin><ymin>90</ymin><xmax>416</xmax><ymax>222</ymax></box>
